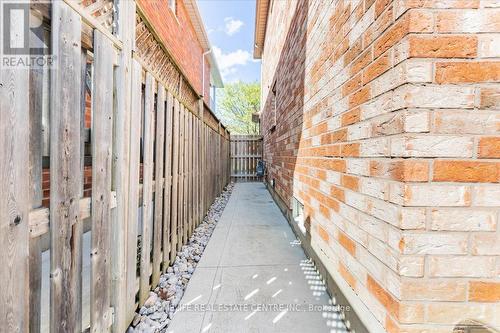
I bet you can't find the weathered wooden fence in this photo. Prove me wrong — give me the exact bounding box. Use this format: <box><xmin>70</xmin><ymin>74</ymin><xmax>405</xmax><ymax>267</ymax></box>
<box><xmin>0</xmin><ymin>1</ymin><xmax>230</xmax><ymax>332</ymax></box>
<box><xmin>230</xmin><ymin>135</ymin><xmax>263</xmax><ymax>182</ymax></box>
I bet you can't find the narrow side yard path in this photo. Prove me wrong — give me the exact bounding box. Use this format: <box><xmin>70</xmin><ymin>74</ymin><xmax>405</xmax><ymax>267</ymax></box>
<box><xmin>168</xmin><ymin>183</ymin><xmax>347</xmax><ymax>333</ymax></box>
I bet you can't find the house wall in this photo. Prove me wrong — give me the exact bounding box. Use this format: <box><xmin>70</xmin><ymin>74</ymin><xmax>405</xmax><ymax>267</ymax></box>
<box><xmin>137</xmin><ymin>0</ymin><xmax>211</xmax><ymax>104</ymax></box>
<box><xmin>259</xmin><ymin>0</ymin><xmax>500</xmax><ymax>332</ymax></box>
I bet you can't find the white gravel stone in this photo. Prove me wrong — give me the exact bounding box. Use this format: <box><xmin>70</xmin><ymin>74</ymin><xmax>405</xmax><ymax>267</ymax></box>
<box><xmin>129</xmin><ymin>183</ymin><xmax>234</xmax><ymax>333</ymax></box>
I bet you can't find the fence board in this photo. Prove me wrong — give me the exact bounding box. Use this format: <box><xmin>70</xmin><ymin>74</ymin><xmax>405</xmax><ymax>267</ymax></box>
<box><xmin>49</xmin><ymin>2</ymin><xmax>82</xmax><ymax>331</ymax></box>
<box><xmin>188</xmin><ymin>112</ymin><xmax>194</xmax><ymax>238</ymax></box>
<box><xmin>162</xmin><ymin>92</ymin><xmax>173</xmax><ymax>268</ymax></box>
<box><xmin>152</xmin><ymin>85</ymin><xmax>166</xmax><ymax>286</ymax></box>
<box><xmin>112</xmin><ymin>0</ymin><xmax>136</xmax><ymax>330</ymax></box>
<box><xmin>177</xmin><ymin>105</ymin><xmax>185</xmax><ymax>251</ymax></box>
<box><xmin>139</xmin><ymin>73</ymin><xmax>155</xmax><ymax>304</ymax></box>
<box><xmin>90</xmin><ymin>30</ymin><xmax>115</xmax><ymax>333</ymax></box>
<box><xmin>0</xmin><ymin>39</ymin><xmax>30</xmax><ymax>333</ymax></box>
<box><xmin>169</xmin><ymin>98</ymin><xmax>180</xmax><ymax>263</ymax></box>
<box><xmin>194</xmin><ymin>116</ymin><xmax>200</xmax><ymax>227</ymax></box>
<box><xmin>126</xmin><ymin>60</ymin><xmax>143</xmax><ymax>320</ymax></box>
<box><xmin>28</xmin><ymin>32</ymin><xmax>46</xmax><ymax>333</ymax></box>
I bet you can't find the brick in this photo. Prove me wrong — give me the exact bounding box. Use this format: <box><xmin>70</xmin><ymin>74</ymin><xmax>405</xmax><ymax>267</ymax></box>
<box><xmin>344</xmin><ymin>39</ymin><xmax>363</xmax><ymax>67</ymax></box>
<box><xmin>478</xmin><ymin>34</ymin><xmax>500</xmax><ymax>57</ymax></box>
<box><xmin>433</xmin><ymin>111</ymin><xmax>500</xmax><ymax>134</ymax></box>
<box><xmin>400</xmin><ymin>208</ymin><xmax>426</xmax><ymax>230</ymax></box>
<box><xmin>479</xmin><ymin>87</ymin><xmax>500</xmax><ymax>109</ymax></box>
<box><xmin>399</xmin><ymin>303</ymin><xmax>424</xmax><ymax>324</ymax></box>
<box><xmin>479</xmin><ymin>137</ymin><xmax>500</xmax><ymax>159</ymax></box>
<box><xmin>408</xmin><ymin>35</ymin><xmax>478</xmax><ymax>58</ymax></box>
<box><xmin>396</xmin><ymin>85</ymin><xmax>476</xmax><ymax>109</ymax></box>
<box><xmin>339</xmin><ymin>261</ymin><xmax>357</xmax><ymax>290</ymax></box>
<box><xmin>428</xmin><ymin>256</ymin><xmax>496</xmax><ymax>277</ymax></box>
<box><xmin>330</xmin><ymin>185</ymin><xmax>345</xmax><ymax>202</ymax></box>
<box><xmin>340</xmin><ymin>143</ymin><xmax>360</xmax><ymax>157</ymax></box>
<box><xmin>472</xmin><ymin>186</ymin><xmax>500</xmax><ymax>206</ymax></box>
<box><xmin>318</xmin><ymin>225</ymin><xmax>330</xmax><ymax>242</ymax></box>
<box><xmin>338</xmin><ymin>231</ymin><xmax>357</xmax><ymax>256</ymax></box>
<box><xmin>431</xmin><ymin>209</ymin><xmax>497</xmax><ymax>231</ymax></box>
<box><xmin>374</xmin><ymin>15</ymin><xmax>408</xmax><ymax>58</ymax></box>
<box><xmin>363</xmin><ymin>51</ymin><xmax>392</xmax><ymax>84</ymax></box>
<box><xmin>400</xmin><ymin>233</ymin><xmax>468</xmax><ymax>254</ymax></box>
<box><xmin>386</xmin><ymin>315</ymin><xmax>399</xmax><ymax>333</ymax></box>
<box><xmin>471</xmin><ymin>233</ymin><xmax>500</xmax><ymax>255</ymax></box>
<box><xmin>398</xmin><ymin>256</ymin><xmax>424</xmax><ymax>277</ymax></box>
<box><xmin>319</xmin><ymin>204</ymin><xmax>330</xmax><ymax>218</ymax></box>
<box><xmin>433</xmin><ymin>160</ymin><xmax>500</xmax><ymax>183</ymax></box>
<box><xmin>367</xmin><ymin>275</ymin><xmax>399</xmax><ymax>316</ymax></box>
<box><xmin>359</xmin><ymin>177</ymin><xmax>389</xmax><ymax>201</ymax></box>
<box><xmin>346</xmin><ymin>159</ymin><xmax>370</xmax><ymax>176</ymax></box>
<box><xmin>370</xmin><ymin>160</ymin><xmax>429</xmax><ymax>181</ymax></box>
<box><xmin>351</xmin><ymin>48</ymin><xmax>373</xmax><ymax>76</ymax></box>
<box><xmin>401</xmin><ymin>184</ymin><xmax>472</xmax><ymax>207</ymax></box>
<box><xmin>404</xmin><ymin>110</ymin><xmax>430</xmax><ymax>133</ymax></box>
<box><xmin>320</xmin><ymin>129</ymin><xmax>347</xmax><ymax>145</ymax></box>
<box><xmin>401</xmin><ymin>279</ymin><xmax>467</xmax><ymax>301</ymax></box>
<box><xmin>469</xmin><ymin>281</ymin><xmax>500</xmax><ymax>302</ymax></box>
<box><xmin>391</xmin><ymin>135</ymin><xmax>474</xmax><ymax>158</ymax></box>
<box><xmin>435</xmin><ymin>62</ymin><xmax>500</xmax><ymax>83</ymax></box>
<box><xmin>341</xmin><ymin>174</ymin><xmax>360</xmax><ymax>191</ymax></box>
<box><xmin>341</xmin><ymin>108</ymin><xmax>361</xmax><ymax>126</ymax></box>
<box><xmin>348</xmin><ymin>86</ymin><xmax>371</xmax><ymax>108</ymax></box>
<box><xmin>348</xmin><ymin>121</ymin><xmax>371</xmax><ymax>141</ymax></box>
<box><xmin>360</xmin><ymin>138</ymin><xmax>389</xmax><ymax>157</ymax></box>
<box><xmin>342</xmin><ymin>74</ymin><xmax>362</xmax><ymax>97</ymax></box>
<box><xmin>374</xmin><ymin>0</ymin><xmax>391</xmax><ymax>17</ymax></box>
<box><xmin>436</xmin><ymin>9</ymin><xmax>500</xmax><ymax>33</ymax></box>
<box><xmin>427</xmin><ymin>303</ymin><xmax>494</xmax><ymax>324</ymax></box>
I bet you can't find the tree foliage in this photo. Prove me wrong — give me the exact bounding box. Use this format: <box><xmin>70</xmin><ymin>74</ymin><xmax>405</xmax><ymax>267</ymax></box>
<box><xmin>216</xmin><ymin>81</ymin><xmax>260</xmax><ymax>134</ymax></box>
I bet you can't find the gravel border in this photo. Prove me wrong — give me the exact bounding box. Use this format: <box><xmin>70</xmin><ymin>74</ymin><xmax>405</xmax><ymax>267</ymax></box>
<box><xmin>127</xmin><ymin>183</ymin><xmax>234</xmax><ymax>333</ymax></box>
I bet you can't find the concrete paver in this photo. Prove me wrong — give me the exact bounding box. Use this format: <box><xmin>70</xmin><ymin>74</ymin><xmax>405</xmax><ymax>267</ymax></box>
<box><xmin>168</xmin><ymin>183</ymin><xmax>348</xmax><ymax>333</ymax></box>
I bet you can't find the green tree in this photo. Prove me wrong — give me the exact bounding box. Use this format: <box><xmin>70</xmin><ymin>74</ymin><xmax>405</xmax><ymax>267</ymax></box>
<box><xmin>216</xmin><ymin>81</ymin><xmax>260</xmax><ymax>134</ymax></box>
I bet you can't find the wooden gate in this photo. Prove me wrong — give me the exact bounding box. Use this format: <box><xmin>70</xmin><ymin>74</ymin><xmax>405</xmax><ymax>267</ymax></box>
<box><xmin>230</xmin><ymin>135</ymin><xmax>263</xmax><ymax>182</ymax></box>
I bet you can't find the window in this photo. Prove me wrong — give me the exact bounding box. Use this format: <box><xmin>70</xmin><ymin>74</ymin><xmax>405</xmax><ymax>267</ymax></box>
<box><xmin>169</xmin><ymin>0</ymin><xmax>176</xmax><ymax>15</ymax></box>
<box><xmin>270</xmin><ymin>80</ymin><xmax>277</xmax><ymax>131</ymax></box>
<box><xmin>292</xmin><ymin>197</ymin><xmax>306</xmax><ymax>235</ymax></box>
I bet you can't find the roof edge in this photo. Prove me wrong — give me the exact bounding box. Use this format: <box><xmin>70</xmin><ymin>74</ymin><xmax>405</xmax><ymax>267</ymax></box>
<box><xmin>253</xmin><ymin>0</ymin><xmax>270</xmax><ymax>59</ymax></box>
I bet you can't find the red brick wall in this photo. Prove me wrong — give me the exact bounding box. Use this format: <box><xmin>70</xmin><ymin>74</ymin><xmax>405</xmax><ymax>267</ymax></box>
<box><xmin>260</xmin><ymin>0</ymin><xmax>500</xmax><ymax>332</ymax></box>
<box><xmin>137</xmin><ymin>0</ymin><xmax>211</xmax><ymax>104</ymax></box>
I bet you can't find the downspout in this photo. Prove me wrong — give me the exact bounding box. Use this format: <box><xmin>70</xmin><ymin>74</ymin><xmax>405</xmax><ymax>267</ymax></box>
<box><xmin>202</xmin><ymin>49</ymin><xmax>212</xmax><ymax>98</ymax></box>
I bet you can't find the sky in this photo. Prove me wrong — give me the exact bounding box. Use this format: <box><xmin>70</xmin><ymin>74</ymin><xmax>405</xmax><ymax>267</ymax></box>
<box><xmin>198</xmin><ymin>0</ymin><xmax>261</xmax><ymax>84</ymax></box>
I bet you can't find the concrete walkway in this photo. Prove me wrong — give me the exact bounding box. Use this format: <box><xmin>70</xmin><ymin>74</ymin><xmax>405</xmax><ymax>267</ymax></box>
<box><xmin>168</xmin><ymin>183</ymin><xmax>348</xmax><ymax>333</ymax></box>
